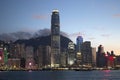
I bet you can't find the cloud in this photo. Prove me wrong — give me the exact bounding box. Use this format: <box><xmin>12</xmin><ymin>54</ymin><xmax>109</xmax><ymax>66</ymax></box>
<box><xmin>33</xmin><ymin>28</ymin><xmax>51</xmax><ymax>37</ymax></box>
<box><xmin>113</xmin><ymin>14</ymin><xmax>120</xmax><ymax>17</ymax></box>
<box><xmin>68</xmin><ymin>32</ymin><xmax>85</xmax><ymax>38</ymax></box>
<box><xmin>0</xmin><ymin>32</ymin><xmax>33</xmax><ymax>42</ymax></box>
<box><xmin>93</xmin><ymin>26</ymin><xmax>105</xmax><ymax>31</ymax></box>
<box><xmin>101</xmin><ymin>34</ymin><xmax>111</xmax><ymax>38</ymax></box>
<box><xmin>21</xmin><ymin>28</ymin><xmax>37</xmax><ymax>33</ymax></box>
<box><xmin>32</xmin><ymin>15</ymin><xmax>48</xmax><ymax>19</ymax></box>
<box><xmin>33</xmin><ymin>28</ymin><xmax>69</xmax><ymax>38</ymax></box>
<box><xmin>88</xmin><ymin>37</ymin><xmax>96</xmax><ymax>40</ymax></box>
<box><xmin>0</xmin><ymin>28</ymin><xmax>70</xmax><ymax>42</ymax></box>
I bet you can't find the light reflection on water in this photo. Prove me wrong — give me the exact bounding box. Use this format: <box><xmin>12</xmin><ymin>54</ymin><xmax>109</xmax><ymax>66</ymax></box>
<box><xmin>103</xmin><ymin>70</ymin><xmax>111</xmax><ymax>77</ymax></box>
<box><xmin>0</xmin><ymin>70</ymin><xmax>120</xmax><ymax>80</ymax></box>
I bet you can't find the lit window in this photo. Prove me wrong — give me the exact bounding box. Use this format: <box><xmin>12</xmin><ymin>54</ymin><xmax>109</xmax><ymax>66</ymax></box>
<box><xmin>0</xmin><ymin>56</ymin><xmax>2</xmax><ymax>60</ymax></box>
<box><xmin>69</xmin><ymin>60</ymin><xmax>74</xmax><ymax>65</ymax></box>
<box><xmin>77</xmin><ymin>52</ymin><xmax>81</xmax><ymax>55</ymax></box>
<box><xmin>105</xmin><ymin>54</ymin><xmax>108</xmax><ymax>57</ymax></box>
<box><xmin>29</xmin><ymin>62</ymin><xmax>32</xmax><ymax>66</ymax></box>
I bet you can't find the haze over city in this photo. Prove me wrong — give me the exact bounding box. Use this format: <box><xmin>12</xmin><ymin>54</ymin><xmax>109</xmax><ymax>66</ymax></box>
<box><xmin>0</xmin><ymin>0</ymin><xmax>120</xmax><ymax>54</ymax></box>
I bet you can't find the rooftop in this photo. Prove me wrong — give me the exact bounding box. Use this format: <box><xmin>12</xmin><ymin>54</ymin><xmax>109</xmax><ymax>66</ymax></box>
<box><xmin>52</xmin><ymin>9</ymin><xmax>59</xmax><ymax>13</ymax></box>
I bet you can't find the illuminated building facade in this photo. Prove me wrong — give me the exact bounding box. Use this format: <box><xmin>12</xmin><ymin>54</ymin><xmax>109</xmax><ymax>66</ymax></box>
<box><xmin>35</xmin><ymin>46</ymin><xmax>51</xmax><ymax>68</ymax></box>
<box><xmin>76</xmin><ymin>36</ymin><xmax>83</xmax><ymax>66</ymax></box>
<box><xmin>96</xmin><ymin>45</ymin><xmax>107</xmax><ymax>67</ymax></box>
<box><xmin>9</xmin><ymin>44</ymin><xmax>18</xmax><ymax>58</ymax></box>
<box><xmin>8</xmin><ymin>58</ymin><xmax>20</xmax><ymax>69</ymax></box>
<box><xmin>81</xmin><ymin>41</ymin><xmax>92</xmax><ymax>66</ymax></box>
<box><xmin>60</xmin><ymin>50</ymin><xmax>67</xmax><ymax>67</ymax></box>
<box><xmin>42</xmin><ymin>46</ymin><xmax>51</xmax><ymax>68</ymax></box>
<box><xmin>15</xmin><ymin>44</ymin><xmax>26</xmax><ymax>58</ymax></box>
<box><xmin>67</xmin><ymin>42</ymin><xmax>75</xmax><ymax>66</ymax></box>
<box><xmin>35</xmin><ymin>46</ymin><xmax>43</xmax><ymax>68</ymax></box>
<box><xmin>76</xmin><ymin>36</ymin><xmax>83</xmax><ymax>52</ymax></box>
<box><xmin>4</xmin><ymin>48</ymin><xmax>8</xmax><ymax>64</ymax></box>
<box><xmin>106</xmin><ymin>51</ymin><xmax>115</xmax><ymax>68</ymax></box>
<box><xmin>92</xmin><ymin>47</ymin><xmax>96</xmax><ymax>67</ymax></box>
<box><xmin>25</xmin><ymin>46</ymin><xmax>35</xmax><ymax>69</ymax></box>
<box><xmin>0</xmin><ymin>48</ymin><xmax>4</xmax><ymax>64</ymax></box>
<box><xmin>0</xmin><ymin>41</ymin><xmax>4</xmax><ymax>49</ymax></box>
<box><xmin>115</xmin><ymin>56</ymin><xmax>120</xmax><ymax>68</ymax></box>
<box><xmin>51</xmin><ymin>10</ymin><xmax>60</xmax><ymax>67</ymax></box>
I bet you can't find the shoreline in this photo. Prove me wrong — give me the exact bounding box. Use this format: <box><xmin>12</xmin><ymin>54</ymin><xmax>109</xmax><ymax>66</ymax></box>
<box><xmin>0</xmin><ymin>68</ymin><xmax>120</xmax><ymax>71</ymax></box>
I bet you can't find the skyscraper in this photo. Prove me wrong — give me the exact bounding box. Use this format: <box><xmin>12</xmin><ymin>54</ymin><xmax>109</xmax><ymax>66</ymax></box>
<box><xmin>92</xmin><ymin>47</ymin><xmax>96</xmax><ymax>67</ymax></box>
<box><xmin>4</xmin><ymin>48</ymin><xmax>8</xmax><ymax>64</ymax></box>
<box><xmin>51</xmin><ymin>10</ymin><xmax>60</xmax><ymax>67</ymax></box>
<box><xmin>36</xmin><ymin>46</ymin><xmax>51</xmax><ymax>68</ymax></box>
<box><xmin>97</xmin><ymin>45</ymin><xmax>104</xmax><ymax>54</ymax></box>
<box><xmin>25</xmin><ymin>46</ymin><xmax>35</xmax><ymax>69</ymax></box>
<box><xmin>67</xmin><ymin>42</ymin><xmax>75</xmax><ymax>66</ymax></box>
<box><xmin>81</xmin><ymin>41</ymin><xmax>92</xmax><ymax>66</ymax></box>
<box><xmin>96</xmin><ymin>45</ymin><xmax>107</xmax><ymax>67</ymax></box>
<box><xmin>76</xmin><ymin>36</ymin><xmax>83</xmax><ymax>66</ymax></box>
<box><xmin>76</xmin><ymin>36</ymin><xmax>83</xmax><ymax>52</ymax></box>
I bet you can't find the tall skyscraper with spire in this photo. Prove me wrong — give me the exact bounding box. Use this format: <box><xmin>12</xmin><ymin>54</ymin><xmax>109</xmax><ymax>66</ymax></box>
<box><xmin>51</xmin><ymin>10</ymin><xmax>60</xmax><ymax>67</ymax></box>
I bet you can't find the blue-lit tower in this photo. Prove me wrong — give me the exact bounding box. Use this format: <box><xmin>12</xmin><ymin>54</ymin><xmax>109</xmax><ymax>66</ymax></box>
<box><xmin>76</xmin><ymin>36</ymin><xmax>83</xmax><ymax>52</ymax></box>
<box><xmin>76</xmin><ymin>36</ymin><xmax>83</xmax><ymax>66</ymax></box>
<box><xmin>51</xmin><ymin>10</ymin><xmax>60</xmax><ymax>67</ymax></box>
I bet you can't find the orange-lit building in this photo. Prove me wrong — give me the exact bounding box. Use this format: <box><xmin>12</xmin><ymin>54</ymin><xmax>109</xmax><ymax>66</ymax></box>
<box><xmin>8</xmin><ymin>58</ymin><xmax>20</xmax><ymax>69</ymax></box>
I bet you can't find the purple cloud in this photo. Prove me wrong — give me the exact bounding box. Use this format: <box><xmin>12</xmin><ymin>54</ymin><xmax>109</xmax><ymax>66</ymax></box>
<box><xmin>113</xmin><ymin>14</ymin><xmax>120</xmax><ymax>17</ymax></box>
<box><xmin>32</xmin><ymin>15</ymin><xmax>48</xmax><ymax>19</ymax></box>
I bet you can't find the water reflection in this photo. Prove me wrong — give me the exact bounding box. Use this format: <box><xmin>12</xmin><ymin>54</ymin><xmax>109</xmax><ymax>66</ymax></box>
<box><xmin>103</xmin><ymin>70</ymin><xmax>111</xmax><ymax>77</ymax></box>
<box><xmin>0</xmin><ymin>70</ymin><xmax>120</xmax><ymax>80</ymax></box>
<box><xmin>102</xmin><ymin>70</ymin><xmax>111</xmax><ymax>80</ymax></box>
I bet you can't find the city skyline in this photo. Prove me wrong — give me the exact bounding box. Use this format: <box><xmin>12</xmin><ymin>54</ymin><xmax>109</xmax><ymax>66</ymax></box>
<box><xmin>0</xmin><ymin>0</ymin><xmax>120</xmax><ymax>54</ymax></box>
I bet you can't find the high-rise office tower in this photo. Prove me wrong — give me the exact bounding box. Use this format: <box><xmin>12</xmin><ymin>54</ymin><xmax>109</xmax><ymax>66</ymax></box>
<box><xmin>25</xmin><ymin>46</ymin><xmax>35</xmax><ymax>69</ymax></box>
<box><xmin>97</xmin><ymin>45</ymin><xmax>104</xmax><ymax>54</ymax></box>
<box><xmin>76</xmin><ymin>36</ymin><xmax>83</xmax><ymax>52</ymax></box>
<box><xmin>36</xmin><ymin>46</ymin><xmax>51</xmax><ymax>68</ymax></box>
<box><xmin>67</xmin><ymin>42</ymin><xmax>75</xmax><ymax>66</ymax></box>
<box><xmin>92</xmin><ymin>47</ymin><xmax>96</xmax><ymax>67</ymax></box>
<box><xmin>51</xmin><ymin>10</ymin><xmax>60</xmax><ymax>67</ymax></box>
<box><xmin>96</xmin><ymin>45</ymin><xmax>107</xmax><ymax>67</ymax></box>
<box><xmin>4</xmin><ymin>48</ymin><xmax>8</xmax><ymax>64</ymax></box>
<box><xmin>76</xmin><ymin>36</ymin><xmax>83</xmax><ymax>66</ymax></box>
<box><xmin>81</xmin><ymin>41</ymin><xmax>92</xmax><ymax>66</ymax></box>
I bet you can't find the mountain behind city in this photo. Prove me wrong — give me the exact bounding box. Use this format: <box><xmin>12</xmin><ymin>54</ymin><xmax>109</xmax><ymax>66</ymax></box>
<box><xmin>0</xmin><ymin>28</ymin><xmax>72</xmax><ymax>50</ymax></box>
<box><xmin>0</xmin><ymin>28</ymin><xmax>69</xmax><ymax>42</ymax></box>
<box><xmin>14</xmin><ymin>35</ymin><xmax>72</xmax><ymax>51</ymax></box>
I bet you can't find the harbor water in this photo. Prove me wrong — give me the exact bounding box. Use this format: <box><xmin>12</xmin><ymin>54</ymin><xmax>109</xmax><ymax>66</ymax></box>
<box><xmin>0</xmin><ymin>70</ymin><xmax>120</xmax><ymax>80</ymax></box>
